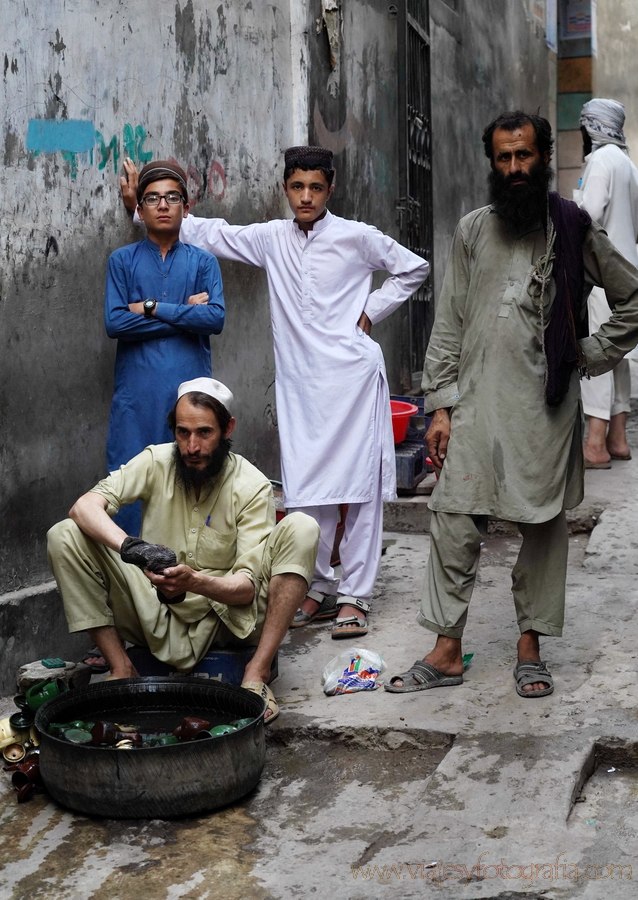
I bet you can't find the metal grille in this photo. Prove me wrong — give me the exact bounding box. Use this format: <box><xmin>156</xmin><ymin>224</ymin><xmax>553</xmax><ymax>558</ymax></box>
<box><xmin>397</xmin><ymin>0</ymin><xmax>434</xmax><ymax>382</ymax></box>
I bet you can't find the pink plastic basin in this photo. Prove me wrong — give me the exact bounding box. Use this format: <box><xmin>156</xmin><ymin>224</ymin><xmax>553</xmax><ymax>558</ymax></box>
<box><xmin>390</xmin><ymin>400</ymin><xmax>419</xmax><ymax>444</ymax></box>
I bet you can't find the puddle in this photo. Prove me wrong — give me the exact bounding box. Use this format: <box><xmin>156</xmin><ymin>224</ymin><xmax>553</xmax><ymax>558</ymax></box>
<box><xmin>0</xmin><ymin>726</ymin><xmax>453</xmax><ymax>898</ymax></box>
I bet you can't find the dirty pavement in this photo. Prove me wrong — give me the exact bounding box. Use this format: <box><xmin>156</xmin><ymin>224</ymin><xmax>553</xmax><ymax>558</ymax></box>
<box><xmin>1</xmin><ymin>417</ymin><xmax>637</xmax><ymax>900</ymax></box>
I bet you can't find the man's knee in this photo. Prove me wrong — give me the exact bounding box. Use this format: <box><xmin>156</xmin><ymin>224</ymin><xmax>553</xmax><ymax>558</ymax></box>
<box><xmin>276</xmin><ymin>512</ymin><xmax>320</xmax><ymax>550</ymax></box>
<box><xmin>47</xmin><ymin>518</ymin><xmax>81</xmax><ymax>558</ymax></box>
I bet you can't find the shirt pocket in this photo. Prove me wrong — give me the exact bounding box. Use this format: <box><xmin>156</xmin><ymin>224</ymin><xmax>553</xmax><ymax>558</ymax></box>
<box><xmin>196</xmin><ymin>526</ymin><xmax>237</xmax><ymax>572</ymax></box>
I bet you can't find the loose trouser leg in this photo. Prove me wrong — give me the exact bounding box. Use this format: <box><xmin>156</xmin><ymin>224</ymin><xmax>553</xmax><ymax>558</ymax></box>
<box><xmin>512</xmin><ymin>512</ymin><xmax>568</xmax><ymax>637</ymax></box>
<box><xmin>417</xmin><ymin>511</ymin><xmax>484</xmax><ymax>638</ymax></box>
<box><xmin>260</xmin><ymin>512</ymin><xmax>319</xmax><ymax>587</ymax></box>
<box><xmin>611</xmin><ymin>361</ymin><xmax>631</xmax><ymax>416</ymax></box>
<box><xmin>47</xmin><ymin>519</ymin><xmax>220</xmax><ymax>670</ymax></box>
<box><xmin>214</xmin><ymin>512</ymin><xmax>320</xmax><ymax>647</ymax></box>
<box><xmin>291</xmin><ymin>487</ymin><xmax>383</xmax><ymax>606</ymax></box>
<box><xmin>334</xmin><ymin>481</ymin><xmax>384</xmax><ymax>604</ymax></box>
<box><xmin>288</xmin><ymin>504</ymin><xmax>340</xmax><ymax>595</ymax></box>
<box><xmin>582</xmin><ymin>362</ymin><xmax>631</xmax><ymax>419</ymax></box>
<box><xmin>582</xmin><ymin>287</ymin><xmax>631</xmax><ymax>419</ymax></box>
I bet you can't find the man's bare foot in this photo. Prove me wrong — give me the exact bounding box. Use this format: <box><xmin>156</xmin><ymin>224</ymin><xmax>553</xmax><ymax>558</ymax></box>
<box><xmin>606</xmin><ymin>442</ymin><xmax>631</xmax><ymax>459</ymax></box>
<box><xmin>606</xmin><ymin>413</ymin><xmax>630</xmax><ymax>458</ymax></box>
<box><xmin>333</xmin><ymin>602</ymin><xmax>365</xmax><ymax>625</ymax></box>
<box><xmin>584</xmin><ymin>417</ymin><xmax>611</xmax><ymax>466</ymax></box>
<box><xmin>390</xmin><ymin>635</ymin><xmax>463</xmax><ymax>688</ymax></box>
<box><xmin>583</xmin><ymin>445</ymin><xmax>611</xmax><ymax>467</ymax></box>
<box><xmin>105</xmin><ymin>661</ymin><xmax>139</xmax><ymax>680</ymax></box>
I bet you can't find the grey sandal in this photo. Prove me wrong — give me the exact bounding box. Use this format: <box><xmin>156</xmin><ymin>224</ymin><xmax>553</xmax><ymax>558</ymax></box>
<box><xmin>384</xmin><ymin>660</ymin><xmax>463</xmax><ymax>693</ymax></box>
<box><xmin>290</xmin><ymin>591</ymin><xmax>338</xmax><ymax>628</ymax></box>
<box><xmin>331</xmin><ymin>614</ymin><xmax>368</xmax><ymax>639</ymax></box>
<box><xmin>331</xmin><ymin>596</ymin><xmax>371</xmax><ymax>639</ymax></box>
<box><xmin>513</xmin><ymin>660</ymin><xmax>554</xmax><ymax>698</ymax></box>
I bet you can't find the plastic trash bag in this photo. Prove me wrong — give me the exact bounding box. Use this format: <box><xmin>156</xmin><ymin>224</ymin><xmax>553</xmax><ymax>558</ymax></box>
<box><xmin>322</xmin><ymin>646</ymin><xmax>386</xmax><ymax>696</ymax></box>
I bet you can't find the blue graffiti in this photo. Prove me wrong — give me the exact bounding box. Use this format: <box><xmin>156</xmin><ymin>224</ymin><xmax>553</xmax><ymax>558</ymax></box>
<box><xmin>27</xmin><ymin>118</ymin><xmax>153</xmax><ymax>179</ymax></box>
<box><xmin>123</xmin><ymin>124</ymin><xmax>152</xmax><ymax>165</ymax></box>
<box><xmin>26</xmin><ymin>118</ymin><xmax>95</xmax><ymax>154</ymax></box>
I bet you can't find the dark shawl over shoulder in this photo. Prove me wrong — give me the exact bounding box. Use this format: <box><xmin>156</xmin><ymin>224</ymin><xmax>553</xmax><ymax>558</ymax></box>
<box><xmin>545</xmin><ymin>192</ymin><xmax>592</xmax><ymax>406</ymax></box>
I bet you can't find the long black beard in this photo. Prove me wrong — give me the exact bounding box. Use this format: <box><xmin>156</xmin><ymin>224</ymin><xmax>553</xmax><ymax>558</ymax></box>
<box><xmin>173</xmin><ymin>439</ymin><xmax>231</xmax><ymax>493</ymax></box>
<box><xmin>489</xmin><ymin>161</ymin><xmax>553</xmax><ymax>233</ymax></box>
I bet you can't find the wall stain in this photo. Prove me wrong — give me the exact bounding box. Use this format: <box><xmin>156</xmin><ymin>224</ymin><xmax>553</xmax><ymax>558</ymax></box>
<box><xmin>214</xmin><ymin>3</ymin><xmax>229</xmax><ymax>75</ymax></box>
<box><xmin>45</xmin><ymin>236</ymin><xmax>59</xmax><ymax>261</ymax></box>
<box><xmin>197</xmin><ymin>10</ymin><xmax>213</xmax><ymax>92</ymax></box>
<box><xmin>49</xmin><ymin>29</ymin><xmax>67</xmax><ymax>55</ymax></box>
<box><xmin>175</xmin><ymin>0</ymin><xmax>197</xmax><ymax>76</ymax></box>
<box><xmin>4</xmin><ymin>128</ymin><xmax>18</xmax><ymax>166</ymax></box>
<box><xmin>4</xmin><ymin>54</ymin><xmax>18</xmax><ymax>77</ymax></box>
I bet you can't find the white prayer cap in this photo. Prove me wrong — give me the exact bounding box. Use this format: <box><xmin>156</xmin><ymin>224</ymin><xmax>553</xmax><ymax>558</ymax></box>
<box><xmin>177</xmin><ymin>377</ymin><xmax>234</xmax><ymax>414</ymax></box>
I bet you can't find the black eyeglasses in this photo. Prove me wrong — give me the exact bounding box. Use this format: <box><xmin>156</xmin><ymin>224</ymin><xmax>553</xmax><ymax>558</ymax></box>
<box><xmin>140</xmin><ymin>191</ymin><xmax>185</xmax><ymax>207</ymax></box>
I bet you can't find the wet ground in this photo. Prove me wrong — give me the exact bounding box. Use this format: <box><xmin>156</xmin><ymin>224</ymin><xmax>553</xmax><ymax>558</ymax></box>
<box><xmin>0</xmin><ymin>720</ymin><xmax>451</xmax><ymax>899</ymax></box>
<box><xmin>2</xmin><ymin>416</ymin><xmax>638</xmax><ymax>898</ymax></box>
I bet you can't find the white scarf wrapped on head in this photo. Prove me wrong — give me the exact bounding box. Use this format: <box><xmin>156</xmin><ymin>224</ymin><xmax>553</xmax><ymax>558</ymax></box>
<box><xmin>580</xmin><ymin>98</ymin><xmax>628</xmax><ymax>152</ymax></box>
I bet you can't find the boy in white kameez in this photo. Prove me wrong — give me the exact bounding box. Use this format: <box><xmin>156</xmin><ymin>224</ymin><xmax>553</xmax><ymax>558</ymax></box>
<box><xmin>121</xmin><ymin>147</ymin><xmax>429</xmax><ymax>638</ymax></box>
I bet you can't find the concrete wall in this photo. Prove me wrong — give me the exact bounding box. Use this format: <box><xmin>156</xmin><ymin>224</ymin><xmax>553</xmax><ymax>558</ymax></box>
<box><xmin>0</xmin><ymin>0</ymin><xmax>418</xmax><ymax>681</ymax></box>
<box><xmin>1</xmin><ymin>1</ymin><xmax>303</xmax><ymax>605</ymax></box>
<box><xmin>429</xmin><ymin>0</ymin><xmax>556</xmax><ymax>290</ymax></box>
<box><xmin>307</xmin><ymin>0</ymin><xmax>407</xmax><ymax>386</ymax></box>
<box><xmin>556</xmin><ymin>3</ymin><xmax>638</xmax><ymax>211</ymax></box>
<box><xmin>0</xmin><ymin>0</ymin><xmax>559</xmax><ymax>682</ymax></box>
<box><xmin>593</xmin><ymin>2</ymin><xmax>638</xmax><ymax>155</ymax></box>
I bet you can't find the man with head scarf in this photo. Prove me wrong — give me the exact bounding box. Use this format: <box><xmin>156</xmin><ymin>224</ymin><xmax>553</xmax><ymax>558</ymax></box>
<box><xmin>47</xmin><ymin>377</ymin><xmax>320</xmax><ymax>722</ymax></box>
<box><xmin>576</xmin><ymin>99</ymin><xmax>638</xmax><ymax>467</ymax></box>
<box><xmin>105</xmin><ymin>160</ymin><xmax>225</xmax><ymax>537</ymax></box>
<box><xmin>120</xmin><ymin>147</ymin><xmax>429</xmax><ymax>641</ymax></box>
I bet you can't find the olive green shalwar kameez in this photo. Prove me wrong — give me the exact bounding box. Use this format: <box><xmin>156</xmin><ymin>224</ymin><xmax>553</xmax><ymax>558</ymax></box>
<box><xmin>47</xmin><ymin>446</ymin><xmax>319</xmax><ymax>670</ymax></box>
<box><xmin>419</xmin><ymin>206</ymin><xmax>638</xmax><ymax>638</ymax></box>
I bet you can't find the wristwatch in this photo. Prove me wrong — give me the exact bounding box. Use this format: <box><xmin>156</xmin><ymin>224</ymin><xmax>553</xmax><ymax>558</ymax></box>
<box><xmin>143</xmin><ymin>298</ymin><xmax>157</xmax><ymax>317</ymax></box>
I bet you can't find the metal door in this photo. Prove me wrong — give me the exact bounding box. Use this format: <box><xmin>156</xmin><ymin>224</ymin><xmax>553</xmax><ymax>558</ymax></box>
<box><xmin>397</xmin><ymin>0</ymin><xmax>434</xmax><ymax>389</ymax></box>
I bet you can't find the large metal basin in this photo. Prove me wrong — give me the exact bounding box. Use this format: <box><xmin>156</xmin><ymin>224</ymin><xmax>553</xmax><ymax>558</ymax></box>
<box><xmin>35</xmin><ymin>676</ymin><xmax>266</xmax><ymax>818</ymax></box>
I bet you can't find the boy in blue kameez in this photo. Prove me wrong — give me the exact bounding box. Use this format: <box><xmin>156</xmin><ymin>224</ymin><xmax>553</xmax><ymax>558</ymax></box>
<box><xmin>105</xmin><ymin>160</ymin><xmax>225</xmax><ymax>535</ymax></box>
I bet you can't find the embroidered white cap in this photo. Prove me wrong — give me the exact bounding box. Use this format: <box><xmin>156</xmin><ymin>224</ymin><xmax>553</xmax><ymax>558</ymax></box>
<box><xmin>177</xmin><ymin>377</ymin><xmax>234</xmax><ymax>414</ymax></box>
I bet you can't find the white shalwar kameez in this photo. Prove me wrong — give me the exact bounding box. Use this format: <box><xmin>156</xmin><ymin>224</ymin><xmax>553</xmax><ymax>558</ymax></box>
<box><xmin>180</xmin><ymin>211</ymin><xmax>429</xmax><ymax>602</ymax></box>
<box><xmin>576</xmin><ymin>142</ymin><xmax>638</xmax><ymax>417</ymax></box>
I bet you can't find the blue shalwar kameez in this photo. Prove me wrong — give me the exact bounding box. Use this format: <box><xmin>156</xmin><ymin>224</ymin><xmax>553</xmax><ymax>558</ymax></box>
<box><xmin>105</xmin><ymin>237</ymin><xmax>224</xmax><ymax>533</ymax></box>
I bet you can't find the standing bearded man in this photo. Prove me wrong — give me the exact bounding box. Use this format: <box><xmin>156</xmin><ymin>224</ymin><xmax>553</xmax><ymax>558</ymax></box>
<box><xmin>385</xmin><ymin>111</ymin><xmax>638</xmax><ymax>699</ymax></box>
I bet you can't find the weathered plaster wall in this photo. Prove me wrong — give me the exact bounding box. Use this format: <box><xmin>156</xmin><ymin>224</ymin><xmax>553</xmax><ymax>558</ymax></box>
<box><xmin>593</xmin><ymin>2</ymin><xmax>638</xmax><ymax>155</ymax></box>
<box><xmin>0</xmin><ymin>0</ymin><xmax>559</xmax><ymax>674</ymax></box>
<box><xmin>307</xmin><ymin>0</ymin><xmax>407</xmax><ymax>387</ymax></box>
<box><xmin>0</xmin><ymin>0</ymin><xmax>412</xmax><ymax>618</ymax></box>
<box><xmin>429</xmin><ymin>0</ymin><xmax>556</xmax><ymax>294</ymax></box>
<box><xmin>1</xmin><ymin>0</ymin><xmax>302</xmax><ymax>597</ymax></box>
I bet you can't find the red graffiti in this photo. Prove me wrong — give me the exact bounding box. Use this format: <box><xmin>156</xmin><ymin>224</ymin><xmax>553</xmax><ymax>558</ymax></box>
<box><xmin>171</xmin><ymin>157</ymin><xmax>226</xmax><ymax>208</ymax></box>
<box><xmin>208</xmin><ymin>160</ymin><xmax>226</xmax><ymax>202</ymax></box>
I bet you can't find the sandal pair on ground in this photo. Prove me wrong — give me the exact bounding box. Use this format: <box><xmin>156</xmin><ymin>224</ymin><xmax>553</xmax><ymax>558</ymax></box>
<box><xmin>384</xmin><ymin>658</ymin><xmax>554</xmax><ymax>698</ymax></box>
<box><xmin>290</xmin><ymin>589</ymin><xmax>369</xmax><ymax>639</ymax></box>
